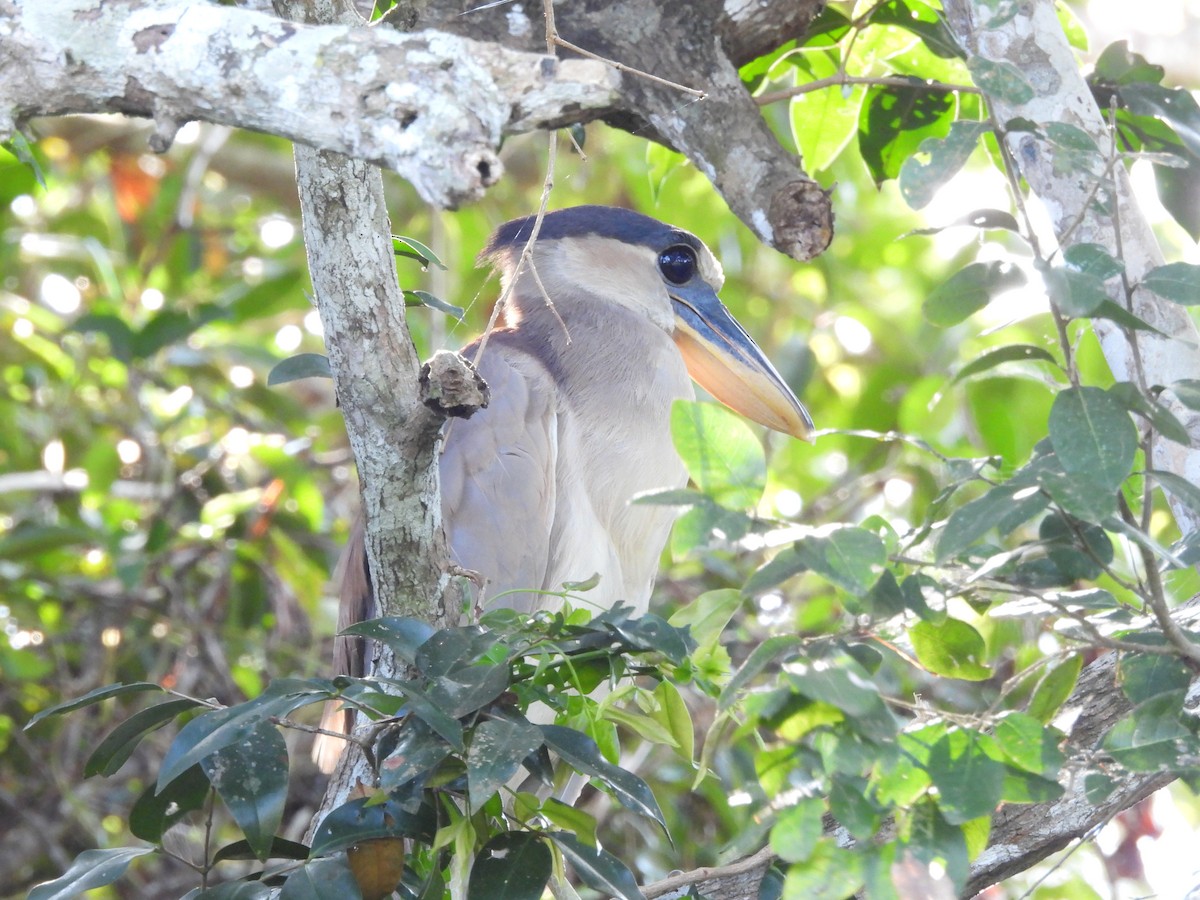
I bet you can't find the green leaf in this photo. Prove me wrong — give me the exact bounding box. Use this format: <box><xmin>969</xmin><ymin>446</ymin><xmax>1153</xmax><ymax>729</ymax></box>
<box><xmin>1108</xmin><ymin>383</ymin><xmax>1190</xmax><ymax>444</ymax></box>
<box><xmin>770</xmin><ymin>797</ymin><xmax>825</xmax><ymax>863</ymax></box>
<box><xmin>967</xmin><ymin>56</ymin><xmax>1033</xmax><ymax>104</ymax></box>
<box><xmin>268</xmin><ymin>353</ymin><xmax>331</xmax><ymax>386</ymax></box>
<box><xmin>339</xmin><ymin>616</ymin><xmax>435</xmax><ymax>666</ymax></box>
<box><xmin>1141</xmin><ymin>261</ymin><xmax>1200</xmax><ymax>304</ymax></box>
<box><xmin>466</xmin><ymin>718</ymin><xmax>545</xmax><ymax>813</ymax></box>
<box><xmin>545</xmin><ymin>832</ymin><xmax>642</xmax><ymax>900</ymax></box>
<box><xmin>158</xmin><ymin>679</ymin><xmax>329</xmax><ymax>790</ymax></box>
<box><xmin>1091</xmin><ymin>299</ymin><xmax>1169</xmax><ymax>335</ymax></box>
<box><xmin>830</xmin><ymin>774</ymin><xmax>880</xmax><ymax>840</ymax></box>
<box><xmin>25</xmin><ymin>682</ymin><xmax>165</xmax><ymax>730</ymax></box>
<box><xmin>133</xmin><ymin>305</ymin><xmax>226</xmax><ymax>359</ymax></box>
<box><xmin>719</xmin><ymin>635</ymin><xmax>803</xmax><ymax>710</ymax></box>
<box><xmin>924</xmin><ymin>261</ymin><xmax>1027</xmax><ymax>326</ymax></box>
<box><xmin>280</xmin><ymin>857</ymin><xmax>364</xmax><ymax>900</ymax></box>
<box><xmin>785</xmin><ymin>659</ymin><xmax>896</xmax><ymax>741</ymax></box>
<box><xmin>28</xmin><ymin>847</ymin><xmax>155</xmax><ymax>900</ymax></box>
<box><xmin>202</xmin><ymin>720</ymin><xmax>289</xmax><ymax>861</ymax></box>
<box><xmin>403</xmin><ymin>289</ymin><xmax>464</xmax><ymax>320</ymax></box>
<box><xmin>392</xmin><ymin>234</ymin><xmax>447</xmax><ymax>270</ymax></box>
<box><xmin>858</xmin><ymin>82</ymin><xmax>955</xmax><ymax>186</ymax></box>
<box><xmin>468</xmin><ymin>832</ymin><xmax>552</xmax><ymax>900</ymax></box>
<box><xmin>1048</xmin><ymin>386</ymin><xmax>1137</xmax><ymax>493</ymax></box>
<box><xmin>910</xmin><ymin>619</ymin><xmax>991</xmax><ymax>680</ymax></box>
<box><xmin>1170</xmin><ymin>379</ymin><xmax>1200</xmax><ymax>411</ymax></box>
<box><xmin>671</xmin><ymin>401</ymin><xmax>767</xmax><ymax>509</ymax></box>
<box><xmin>949</xmin><ymin>344</ymin><xmax>1058</xmax><ymax>386</ymax></box>
<box><xmin>1063</xmin><ymin>243</ymin><xmax>1124</xmax><ymax>279</ymax></box>
<box><xmin>130</xmin><ymin>764</ymin><xmax>211</xmax><ymax>843</ymax></box>
<box><xmin>70</xmin><ymin>313</ymin><xmax>135</xmax><ymax>363</ymax></box>
<box><xmin>668</xmin><ymin>588</ymin><xmax>740</xmax><ymax>649</ymax></box>
<box><xmin>1056</xmin><ymin>269</ymin><xmax>1109</xmax><ymax>318</ymax></box>
<box><xmin>192</xmin><ymin>880</ymin><xmax>275</xmax><ymax>898</ymax></box>
<box><xmin>927</xmin><ymin>730</ymin><xmax>1005</xmax><ymax>824</ymax></box>
<box><xmin>994</xmin><ymin>713</ymin><xmax>1065</xmax><ymax>776</ymax></box>
<box><xmin>0</xmin><ymin>524</ymin><xmax>95</xmax><ymax>561</ymax></box>
<box><xmin>899</xmin><ymin>121</ymin><xmax>990</xmax><ymax>209</ymax></box>
<box><xmin>1119</xmin><ymin>82</ymin><xmax>1200</xmax><ymax>158</ymax></box>
<box><xmin>1094</xmin><ymin>41</ymin><xmax>1164</xmax><ymax>86</ymax></box>
<box><xmin>1117</xmin><ymin>653</ymin><xmax>1192</xmax><ymax>704</ymax></box>
<box><xmin>1148</xmin><ymin>469</ymin><xmax>1200</xmax><ymax>522</ymax></box>
<box><xmin>85</xmin><ymin>698</ymin><xmax>201</xmax><ymax>777</ymax></box>
<box><xmin>789</xmin><ymin>52</ymin><xmax>866</xmax><ymax>174</ymax></box>
<box><xmin>869</xmin><ymin>0</ymin><xmax>963</xmax><ymax>58</ymax></box>
<box><xmin>936</xmin><ymin>483</ymin><xmax>1047</xmax><ymax>561</ymax></box>
<box><xmin>1103</xmin><ymin>690</ymin><xmax>1190</xmax><ymax>771</ymax></box>
<box><xmin>781</xmin><ymin>838</ymin><xmax>865</xmax><ymax>899</ymax></box>
<box><xmin>378</xmin><ymin>719</ymin><xmax>452</xmax><ymax>790</ymax></box>
<box><xmin>541</xmin><ymin>725</ymin><xmax>665</xmax><ymax>829</ymax></box>
<box><xmin>745</xmin><ymin>526</ymin><xmax>886</xmax><ymax>596</ymax></box>
<box><xmin>310</xmin><ymin>796</ymin><xmax>437</xmax><ymax>857</ymax></box>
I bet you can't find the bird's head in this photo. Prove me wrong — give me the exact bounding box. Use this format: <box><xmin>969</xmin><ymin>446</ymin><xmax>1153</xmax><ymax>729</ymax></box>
<box><xmin>481</xmin><ymin>206</ymin><xmax>814</xmax><ymax>441</ymax></box>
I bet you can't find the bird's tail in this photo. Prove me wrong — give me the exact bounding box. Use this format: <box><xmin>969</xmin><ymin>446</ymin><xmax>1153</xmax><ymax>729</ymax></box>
<box><xmin>313</xmin><ymin>516</ymin><xmax>373</xmax><ymax>773</ymax></box>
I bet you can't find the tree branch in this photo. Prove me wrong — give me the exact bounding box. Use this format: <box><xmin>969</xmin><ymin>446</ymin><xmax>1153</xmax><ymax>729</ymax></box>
<box><xmin>942</xmin><ymin>0</ymin><xmax>1200</xmax><ymax>539</ymax></box>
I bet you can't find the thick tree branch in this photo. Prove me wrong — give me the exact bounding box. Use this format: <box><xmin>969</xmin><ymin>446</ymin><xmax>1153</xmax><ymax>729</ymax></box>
<box><xmin>1</xmin><ymin>0</ymin><xmax>833</xmax><ymax>259</ymax></box>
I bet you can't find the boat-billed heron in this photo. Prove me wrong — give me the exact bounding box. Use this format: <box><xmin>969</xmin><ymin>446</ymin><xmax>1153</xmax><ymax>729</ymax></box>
<box><xmin>315</xmin><ymin>205</ymin><xmax>812</xmax><ymax>771</ymax></box>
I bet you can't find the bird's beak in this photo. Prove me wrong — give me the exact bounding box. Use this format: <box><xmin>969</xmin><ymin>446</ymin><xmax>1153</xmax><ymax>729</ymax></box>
<box><xmin>671</xmin><ymin>283</ymin><xmax>814</xmax><ymax>441</ymax></box>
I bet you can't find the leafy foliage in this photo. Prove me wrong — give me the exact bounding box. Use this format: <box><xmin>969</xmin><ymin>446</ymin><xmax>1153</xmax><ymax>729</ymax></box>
<box><xmin>8</xmin><ymin>3</ymin><xmax>1200</xmax><ymax>899</ymax></box>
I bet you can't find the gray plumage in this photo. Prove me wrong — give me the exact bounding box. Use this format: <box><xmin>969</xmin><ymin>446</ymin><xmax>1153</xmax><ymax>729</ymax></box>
<box><xmin>316</xmin><ymin>206</ymin><xmax>811</xmax><ymax>772</ymax></box>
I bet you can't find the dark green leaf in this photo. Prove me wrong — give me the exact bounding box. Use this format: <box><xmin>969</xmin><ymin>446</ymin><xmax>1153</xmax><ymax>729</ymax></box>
<box><xmin>1117</xmin><ymin>653</ymin><xmax>1192</xmax><ymax>704</ymax></box>
<box><xmin>1063</xmin><ymin>243</ymin><xmax>1124</xmax><ymax>280</ymax></box>
<box><xmin>927</xmin><ymin>730</ymin><xmax>1005</xmax><ymax>824</ymax></box>
<box><xmin>1056</xmin><ymin>269</ymin><xmax>1109</xmax><ymax>317</ymax></box>
<box><xmin>467</xmin><ymin>718</ymin><xmax>545</xmax><ymax>812</ymax></box>
<box><xmin>1091</xmin><ymin>299</ymin><xmax>1169</xmax><ymax>335</ymax></box>
<box><xmin>785</xmin><ymin>659</ymin><xmax>896</xmax><ymax>741</ymax></box>
<box><xmin>949</xmin><ymin>344</ymin><xmax>1059</xmax><ymax>386</ymax></box>
<box><xmin>719</xmin><ymin>635</ymin><xmax>803</xmax><ymax>710</ymax></box>
<box><xmin>392</xmin><ymin>235</ymin><xmax>447</xmax><ymax>269</ymax></box>
<box><xmin>70</xmin><ymin>313</ymin><xmax>135</xmax><ymax>363</ymax></box>
<box><xmin>25</xmin><ymin>682</ymin><xmax>165</xmax><ymax>730</ymax></box>
<box><xmin>191</xmin><ymin>881</ymin><xmax>275</xmax><ymax>899</ymax></box>
<box><xmin>133</xmin><ymin>306</ymin><xmax>226</xmax><ymax>359</ymax></box>
<box><xmin>340</xmin><ymin>616</ymin><xmax>435</xmax><ymax>666</ymax></box>
<box><xmin>858</xmin><ymin>82</ymin><xmax>954</xmax><ymax>186</ymax></box>
<box><xmin>829</xmin><ymin>775</ymin><xmax>880</xmax><ymax>840</ymax></box>
<box><xmin>403</xmin><ymin>290</ymin><xmax>464</xmax><ymax>320</ymax></box>
<box><xmin>1094</xmin><ymin>41</ymin><xmax>1164</xmax><ymax>86</ymax></box>
<box><xmin>545</xmin><ymin>832</ymin><xmax>643</xmax><ymax>900</ymax></box>
<box><xmin>1148</xmin><ymin>469</ymin><xmax>1200</xmax><ymax>521</ymax></box>
<box><xmin>268</xmin><ymin>353</ymin><xmax>331</xmax><ymax>386</ymax></box>
<box><xmin>869</xmin><ymin>0</ymin><xmax>963</xmax><ymax>58</ymax></box>
<box><xmin>1</xmin><ymin>524</ymin><xmax>95</xmax><ymax>562</ymax></box>
<box><xmin>212</xmin><ymin>837</ymin><xmax>310</xmax><ymax>863</ymax></box>
<box><xmin>427</xmin><ymin>664</ymin><xmax>510</xmax><ymax>719</ymax></box>
<box><xmin>967</xmin><ymin>56</ymin><xmax>1034</xmax><ymax>104</ymax></box>
<box><xmin>1171</xmin><ymin>379</ymin><xmax>1200</xmax><ymax>411</ymax></box>
<box><xmin>924</xmin><ymin>261</ymin><xmax>1027</xmax><ymax>326</ymax></box>
<box><xmin>158</xmin><ymin>679</ymin><xmax>329</xmax><ymax>790</ymax></box>
<box><xmin>468</xmin><ymin>832</ymin><xmax>552</xmax><ymax>900</ymax></box>
<box><xmin>202</xmin><ymin>720</ymin><xmax>289</xmax><ymax>861</ymax></box>
<box><xmin>910</xmin><ymin>619</ymin><xmax>991</xmax><ymax>681</ymax></box>
<box><xmin>899</xmin><ymin>121</ymin><xmax>990</xmax><ymax>209</ymax></box>
<box><xmin>1000</xmin><ymin>766</ymin><xmax>1065</xmax><ymax>804</ymax></box>
<box><xmin>86</xmin><ymin>698</ymin><xmax>201</xmax><ymax>777</ymax></box>
<box><xmin>541</xmin><ymin>726</ymin><xmax>665</xmax><ymax>829</ymax></box>
<box><xmin>936</xmin><ymin>483</ymin><xmax>1047</xmax><ymax>562</ymax></box>
<box><xmin>1141</xmin><ymin>262</ymin><xmax>1200</xmax><ymax>304</ymax></box>
<box><xmin>1120</xmin><ymin>82</ymin><xmax>1200</xmax><ymax>158</ymax></box>
<box><xmin>1153</xmin><ymin>158</ymin><xmax>1200</xmax><ymax>239</ymax></box>
<box><xmin>378</xmin><ymin>719</ymin><xmax>452</xmax><ymax>790</ymax></box>
<box><xmin>1103</xmin><ymin>690</ymin><xmax>1190</xmax><ymax>771</ymax></box>
<box><xmin>414</xmin><ymin>626</ymin><xmax>496</xmax><ymax>677</ymax></box>
<box><xmin>310</xmin><ymin>796</ymin><xmax>437</xmax><ymax>857</ymax></box>
<box><xmin>280</xmin><ymin>857</ymin><xmax>364</xmax><ymax>900</ymax></box>
<box><xmin>1108</xmin><ymin>382</ymin><xmax>1190</xmax><ymax>444</ymax></box>
<box><xmin>28</xmin><ymin>847</ymin><xmax>155</xmax><ymax>900</ymax></box>
<box><xmin>1048</xmin><ymin>386</ymin><xmax>1136</xmax><ymax>493</ymax></box>
<box><xmin>130</xmin><ymin>764</ymin><xmax>210</xmax><ymax>843</ymax></box>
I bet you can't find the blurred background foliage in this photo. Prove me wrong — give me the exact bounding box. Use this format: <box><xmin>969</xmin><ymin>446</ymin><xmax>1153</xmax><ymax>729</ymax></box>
<box><xmin>5</xmin><ymin>0</ymin><xmax>1200</xmax><ymax>897</ymax></box>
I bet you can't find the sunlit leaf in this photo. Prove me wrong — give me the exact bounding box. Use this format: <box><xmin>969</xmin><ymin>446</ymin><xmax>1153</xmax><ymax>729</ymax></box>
<box><xmin>924</xmin><ymin>261</ymin><xmax>1027</xmax><ymax>326</ymax></box>
<box><xmin>910</xmin><ymin>619</ymin><xmax>991</xmax><ymax>680</ymax></box>
<box><xmin>392</xmin><ymin>234</ymin><xmax>447</xmax><ymax>270</ymax></box>
<box><xmin>899</xmin><ymin>121</ymin><xmax>990</xmax><ymax>209</ymax></box>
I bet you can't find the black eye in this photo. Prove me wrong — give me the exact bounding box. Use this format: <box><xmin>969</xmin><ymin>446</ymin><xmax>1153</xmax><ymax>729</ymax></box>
<box><xmin>658</xmin><ymin>245</ymin><xmax>697</xmax><ymax>285</ymax></box>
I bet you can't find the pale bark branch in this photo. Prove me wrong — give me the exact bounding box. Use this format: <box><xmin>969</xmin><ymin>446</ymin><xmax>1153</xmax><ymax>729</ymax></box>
<box><xmin>943</xmin><ymin>0</ymin><xmax>1200</xmax><ymax>539</ymax></box>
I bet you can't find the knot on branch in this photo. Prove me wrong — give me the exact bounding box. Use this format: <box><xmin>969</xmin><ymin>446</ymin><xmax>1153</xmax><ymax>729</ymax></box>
<box><xmin>769</xmin><ymin>179</ymin><xmax>834</xmax><ymax>261</ymax></box>
<box><xmin>419</xmin><ymin>349</ymin><xmax>489</xmax><ymax>418</ymax></box>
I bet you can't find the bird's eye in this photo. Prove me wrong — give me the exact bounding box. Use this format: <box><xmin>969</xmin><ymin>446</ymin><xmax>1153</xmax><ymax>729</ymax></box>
<box><xmin>658</xmin><ymin>245</ymin><xmax>697</xmax><ymax>285</ymax></box>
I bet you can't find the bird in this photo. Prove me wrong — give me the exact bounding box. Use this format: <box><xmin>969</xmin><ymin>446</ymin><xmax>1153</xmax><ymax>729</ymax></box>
<box><xmin>315</xmin><ymin>205</ymin><xmax>812</xmax><ymax>772</ymax></box>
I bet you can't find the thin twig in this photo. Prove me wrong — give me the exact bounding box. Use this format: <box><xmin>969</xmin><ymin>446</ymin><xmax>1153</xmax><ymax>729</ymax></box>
<box><xmin>541</xmin><ymin>0</ymin><xmax>705</xmax><ymax>98</ymax></box>
<box><xmin>756</xmin><ymin>73</ymin><xmax>978</xmax><ymax>106</ymax></box>
<box><xmin>642</xmin><ymin>845</ymin><xmax>775</xmax><ymax>899</ymax></box>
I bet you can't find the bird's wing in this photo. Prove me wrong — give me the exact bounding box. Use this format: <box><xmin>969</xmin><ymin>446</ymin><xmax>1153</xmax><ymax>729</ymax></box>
<box><xmin>441</xmin><ymin>332</ymin><xmax>559</xmax><ymax>612</ymax></box>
